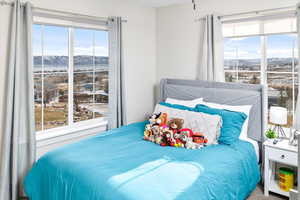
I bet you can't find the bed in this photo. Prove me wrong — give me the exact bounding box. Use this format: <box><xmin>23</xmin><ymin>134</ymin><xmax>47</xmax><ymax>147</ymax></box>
<box><xmin>24</xmin><ymin>79</ymin><xmax>267</xmax><ymax>200</ymax></box>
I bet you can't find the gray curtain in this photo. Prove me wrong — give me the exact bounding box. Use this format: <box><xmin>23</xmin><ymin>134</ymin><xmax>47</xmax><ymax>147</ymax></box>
<box><xmin>294</xmin><ymin>4</ymin><xmax>300</xmax><ymax>130</ymax></box>
<box><xmin>198</xmin><ymin>14</ymin><xmax>225</xmax><ymax>82</ymax></box>
<box><xmin>0</xmin><ymin>1</ymin><xmax>35</xmax><ymax>200</ymax></box>
<box><xmin>108</xmin><ymin>17</ymin><xmax>127</xmax><ymax>129</ymax></box>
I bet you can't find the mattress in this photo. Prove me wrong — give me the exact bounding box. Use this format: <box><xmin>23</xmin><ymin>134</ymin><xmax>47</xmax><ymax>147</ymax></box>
<box><xmin>24</xmin><ymin>121</ymin><xmax>260</xmax><ymax>200</ymax></box>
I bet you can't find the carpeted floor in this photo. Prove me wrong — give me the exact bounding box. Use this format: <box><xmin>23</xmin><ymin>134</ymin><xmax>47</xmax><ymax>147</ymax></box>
<box><xmin>248</xmin><ymin>184</ymin><xmax>288</xmax><ymax>200</ymax></box>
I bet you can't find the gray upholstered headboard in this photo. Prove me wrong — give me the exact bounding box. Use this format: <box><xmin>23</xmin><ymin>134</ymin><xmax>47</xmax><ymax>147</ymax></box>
<box><xmin>159</xmin><ymin>78</ymin><xmax>267</xmax><ymax>142</ymax></box>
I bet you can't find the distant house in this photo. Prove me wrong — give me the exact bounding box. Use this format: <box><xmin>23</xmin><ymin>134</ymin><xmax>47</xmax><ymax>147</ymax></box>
<box><xmin>83</xmin><ymin>83</ymin><xmax>93</xmax><ymax>91</ymax></box>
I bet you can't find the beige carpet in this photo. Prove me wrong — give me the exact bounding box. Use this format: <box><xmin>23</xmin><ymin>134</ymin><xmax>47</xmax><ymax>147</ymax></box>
<box><xmin>248</xmin><ymin>184</ymin><xmax>288</xmax><ymax>200</ymax></box>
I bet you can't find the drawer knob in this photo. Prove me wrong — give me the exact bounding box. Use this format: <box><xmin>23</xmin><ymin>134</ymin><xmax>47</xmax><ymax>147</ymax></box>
<box><xmin>281</xmin><ymin>155</ymin><xmax>285</xmax><ymax>159</ymax></box>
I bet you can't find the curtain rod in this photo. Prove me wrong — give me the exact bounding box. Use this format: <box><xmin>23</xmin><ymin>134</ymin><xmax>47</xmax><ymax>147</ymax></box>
<box><xmin>0</xmin><ymin>0</ymin><xmax>128</xmax><ymax>23</ymax></box>
<box><xmin>220</xmin><ymin>5</ymin><xmax>295</xmax><ymax>19</ymax></box>
<box><xmin>195</xmin><ymin>5</ymin><xmax>296</xmax><ymax>22</ymax></box>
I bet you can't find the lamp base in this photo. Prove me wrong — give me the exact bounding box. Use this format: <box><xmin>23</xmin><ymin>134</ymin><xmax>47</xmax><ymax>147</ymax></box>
<box><xmin>273</xmin><ymin>125</ymin><xmax>287</xmax><ymax>139</ymax></box>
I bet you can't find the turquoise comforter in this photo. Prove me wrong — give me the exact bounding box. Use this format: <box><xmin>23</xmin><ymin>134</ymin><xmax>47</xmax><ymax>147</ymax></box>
<box><xmin>24</xmin><ymin>122</ymin><xmax>260</xmax><ymax>200</ymax></box>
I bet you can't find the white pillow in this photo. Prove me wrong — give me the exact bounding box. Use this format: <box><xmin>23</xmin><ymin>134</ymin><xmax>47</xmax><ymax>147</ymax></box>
<box><xmin>154</xmin><ymin>104</ymin><xmax>222</xmax><ymax>145</ymax></box>
<box><xmin>165</xmin><ymin>97</ymin><xmax>204</xmax><ymax>107</ymax></box>
<box><xmin>201</xmin><ymin>101</ymin><xmax>252</xmax><ymax>140</ymax></box>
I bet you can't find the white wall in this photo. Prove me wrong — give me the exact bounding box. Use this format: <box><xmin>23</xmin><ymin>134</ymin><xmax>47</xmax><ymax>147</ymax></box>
<box><xmin>156</xmin><ymin>0</ymin><xmax>299</xmax><ymax>90</ymax></box>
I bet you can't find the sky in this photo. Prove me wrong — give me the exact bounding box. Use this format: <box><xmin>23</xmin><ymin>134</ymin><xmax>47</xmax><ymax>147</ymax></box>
<box><xmin>33</xmin><ymin>24</ymin><xmax>109</xmax><ymax>56</ymax></box>
<box><xmin>224</xmin><ymin>34</ymin><xmax>298</xmax><ymax>59</ymax></box>
<box><xmin>33</xmin><ymin>24</ymin><xmax>298</xmax><ymax>60</ymax></box>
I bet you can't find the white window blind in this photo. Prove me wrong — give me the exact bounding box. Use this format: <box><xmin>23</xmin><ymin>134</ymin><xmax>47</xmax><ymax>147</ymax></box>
<box><xmin>223</xmin><ymin>21</ymin><xmax>260</xmax><ymax>37</ymax></box>
<box><xmin>263</xmin><ymin>17</ymin><xmax>297</xmax><ymax>35</ymax></box>
<box><xmin>223</xmin><ymin>15</ymin><xmax>297</xmax><ymax>37</ymax></box>
<box><xmin>33</xmin><ymin>11</ymin><xmax>108</xmax><ymax>30</ymax></box>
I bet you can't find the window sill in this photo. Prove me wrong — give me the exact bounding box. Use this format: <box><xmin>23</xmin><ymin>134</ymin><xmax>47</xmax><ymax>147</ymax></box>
<box><xmin>36</xmin><ymin>119</ymin><xmax>108</xmax><ymax>148</ymax></box>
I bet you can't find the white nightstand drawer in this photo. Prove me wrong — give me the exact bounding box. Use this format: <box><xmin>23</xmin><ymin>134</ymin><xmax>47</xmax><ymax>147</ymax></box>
<box><xmin>267</xmin><ymin>147</ymin><xmax>297</xmax><ymax>166</ymax></box>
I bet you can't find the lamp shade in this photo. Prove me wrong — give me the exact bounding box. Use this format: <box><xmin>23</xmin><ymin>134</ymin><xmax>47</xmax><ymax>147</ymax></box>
<box><xmin>269</xmin><ymin>106</ymin><xmax>288</xmax><ymax>125</ymax></box>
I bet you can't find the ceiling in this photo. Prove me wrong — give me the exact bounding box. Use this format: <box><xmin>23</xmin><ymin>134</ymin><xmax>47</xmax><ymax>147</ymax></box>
<box><xmin>137</xmin><ymin>0</ymin><xmax>191</xmax><ymax>7</ymax></box>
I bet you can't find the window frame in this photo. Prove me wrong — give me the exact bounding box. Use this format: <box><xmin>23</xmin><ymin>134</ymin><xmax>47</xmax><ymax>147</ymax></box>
<box><xmin>33</xmin><ymin>19</ymin><xmax>110</xmax><ymax>137</ymax></box>
<box><xmin>223</xmin><ymin>24</ymin><xmax>298</xmax><ymax>127</ymax></box>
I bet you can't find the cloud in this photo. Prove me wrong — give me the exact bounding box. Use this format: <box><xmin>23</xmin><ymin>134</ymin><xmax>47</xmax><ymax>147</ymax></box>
<box><xmin>267</xmin><ymin>48</ymin><xmax>298</xmax><ymax>58</ymax></box>
<box><xmin>225</xmin><ymin>48</ymin><xmax>298</xmax><ymax>59</ymax></box>
<box><xmin>33</xmin><ymin>46</ymin><xmax>109</xmax><ymax>56</ymax></box>
<box><xmin>74</xmin><ymin>46</ymin><xmax>108</xmax><ymax>56</ymax></box>
<box><xmin>230</xmin><ymin>37</ymin><xmax>247</xmax><ymax>41</ymax></box>
<box><xmin>33</xmin><ymin>49</ymin><xmax>68</xmax><ymax>56</ymax></box>
<box><xmin>224</xmin><ymin>50</ymin><xmax>260</xmax><ymax>59</ymax></box>
<box><xmin>285</xmin><ymin>34</ymin><xmax>297</xmax><ymax>38</ymax></box>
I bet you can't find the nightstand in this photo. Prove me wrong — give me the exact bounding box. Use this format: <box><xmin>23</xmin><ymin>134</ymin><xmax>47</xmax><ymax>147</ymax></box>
<box><xmin>264</xmin><ymin>139</ymin><xmax>298</xmax><ymax>197</ymax></box>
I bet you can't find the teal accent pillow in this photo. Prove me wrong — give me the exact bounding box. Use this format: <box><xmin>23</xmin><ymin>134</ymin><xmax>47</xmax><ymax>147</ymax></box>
<box><xmin>195</xmin><ymin>104</ymin><xmax>247</xmax><ymax>145</ymax></box>
<box><xmin>159</xmin><ymin>102</ymin><xmax>247</xmax><ymax>145</ymax></box>
<box><xmin>159</xmin><ymin>101</ymin><xmax>195</xmax><ymax>111</ymax></box>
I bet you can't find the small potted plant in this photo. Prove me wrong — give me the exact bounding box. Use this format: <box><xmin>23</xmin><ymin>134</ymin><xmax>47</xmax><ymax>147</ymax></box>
<box><xmin>265</xmin><ymin>129</ymin><xmax>277</xmax><ymax>142</ymax></box>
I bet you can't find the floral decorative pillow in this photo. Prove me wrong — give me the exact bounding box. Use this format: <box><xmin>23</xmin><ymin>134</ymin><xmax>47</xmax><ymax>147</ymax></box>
<box><xmin>154</xmin><ymin>103</ymin><xmax>222</xmax><ymax>145</ymax></box>
<box><xmin>143</xmin><ymin>107</ymin><xmax>218</xmax><ymax>149</ymax></box>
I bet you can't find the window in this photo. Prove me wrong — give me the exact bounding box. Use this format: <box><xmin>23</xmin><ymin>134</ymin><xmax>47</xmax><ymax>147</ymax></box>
<box><xmin>223</xmin><ymin>16</ymin><xmax>298</xmax><ymax>127</ymax></box>
<box><xmin>33</xmin><ymin>24</ymin><xmax>109</xmax><ymax>133</ymax></box>
<box><xmin>224</xmin><ymin>36</ymin><xmax>261</xmax><ymax>84</ymax></box>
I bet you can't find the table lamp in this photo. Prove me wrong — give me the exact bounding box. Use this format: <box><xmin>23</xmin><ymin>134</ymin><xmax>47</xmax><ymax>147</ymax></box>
<box><xmin>269</xmin><ymin>106</ymin><xmax>287</xmax><ymax>139</ymax></box>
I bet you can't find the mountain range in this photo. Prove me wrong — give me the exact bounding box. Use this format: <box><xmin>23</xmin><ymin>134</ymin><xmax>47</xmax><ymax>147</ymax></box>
<box><xmin>34</xmin><ymin>55</ymin><xmax>109</xmax><ymax>66</ymax></box>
